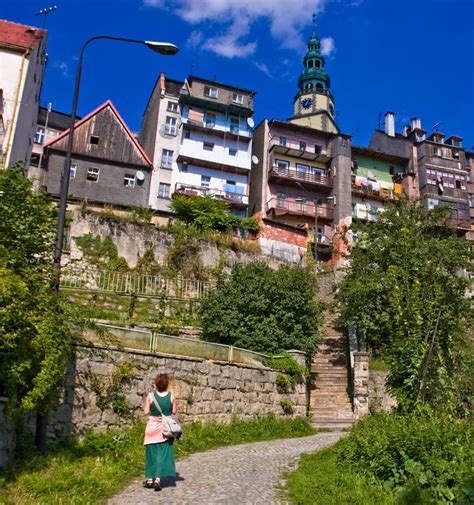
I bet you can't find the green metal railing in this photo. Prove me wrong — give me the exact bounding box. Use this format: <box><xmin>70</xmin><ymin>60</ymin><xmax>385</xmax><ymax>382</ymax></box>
<box><xmin>61</xmin><ymin>267</ymin><xmax>215</xmax><ymax>299</ymax></box>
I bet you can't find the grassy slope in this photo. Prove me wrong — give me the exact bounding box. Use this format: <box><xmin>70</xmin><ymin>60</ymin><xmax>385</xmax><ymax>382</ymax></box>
<box><xmin>0</xmin><ymin>415</ymin><xmax>314</xmax><ymax>505</ymax></box>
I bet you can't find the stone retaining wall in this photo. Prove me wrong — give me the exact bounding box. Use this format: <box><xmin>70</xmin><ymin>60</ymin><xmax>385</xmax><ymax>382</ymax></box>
<box><xmin>48</xmin><ymin>345</ymin><xmax>307</xmax><ymax>439</ymax></box>
<box><xmin>369</xmin><ymin>371</ymin><xmax>397</xmax><ymax>413</ymax></box>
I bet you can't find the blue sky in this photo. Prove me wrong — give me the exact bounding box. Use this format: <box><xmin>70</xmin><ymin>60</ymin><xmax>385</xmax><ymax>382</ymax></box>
<box><xmin>4</xmin><ymin>0</ymin><xmax>474</xmax><ymax>148</ymax></box>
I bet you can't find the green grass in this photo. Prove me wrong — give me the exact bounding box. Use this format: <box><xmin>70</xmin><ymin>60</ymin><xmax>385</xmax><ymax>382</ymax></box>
<box><xmin>0</xmin><ymin>414</ymin><xmax>314</xmax><ymax>505</ymax></box>
<box><xmin>285</xmin><ymin>443</ymin><xmax>395</xmax><ymax>505</ymax></box>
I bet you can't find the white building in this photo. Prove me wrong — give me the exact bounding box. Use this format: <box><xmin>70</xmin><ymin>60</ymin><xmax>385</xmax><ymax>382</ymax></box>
<box><xmin>0</xmin><ymin>19</ymin><xmax>46</xmax><ymax>169</ymax></box>
<box><xmin>140</xmin><ymin>73</ymin><xmax>255</xmax><ymax>216</ymax></box>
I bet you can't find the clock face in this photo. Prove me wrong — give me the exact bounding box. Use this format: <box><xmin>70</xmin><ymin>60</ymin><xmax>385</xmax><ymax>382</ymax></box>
<box><xmin>301</xmin><ymin>98</ymin><xmax>313</xmax><ymax>110</ymax></box>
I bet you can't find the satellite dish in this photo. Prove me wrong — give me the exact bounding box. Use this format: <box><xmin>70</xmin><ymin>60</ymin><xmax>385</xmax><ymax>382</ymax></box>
<box><xmin>251</xmin><ymin>155</ymin><xmax>259</xmax><ymax>165</ymax></box>
<box><xmin>247</xmin><ymin>117</ymin><xmax>255</xmax><ymax>128</ymax></box>
<box><xmin>136</xmin><ymin>171</ymin><xmax>145</xmax><ymax>181</ymax></box>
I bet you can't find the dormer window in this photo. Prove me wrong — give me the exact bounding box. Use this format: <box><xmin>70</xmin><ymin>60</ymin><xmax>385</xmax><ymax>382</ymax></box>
<box><xmin>89</xmin><ymin>135</ymin><xmax>99</xmax><ymax>145</ymax></box>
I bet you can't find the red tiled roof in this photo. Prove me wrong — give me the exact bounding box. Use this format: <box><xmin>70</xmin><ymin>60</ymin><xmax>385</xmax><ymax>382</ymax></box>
<box><xmin>0</xmin><ymin>20</ymin><xmax>46</xmax><ymax>50</ymax></box>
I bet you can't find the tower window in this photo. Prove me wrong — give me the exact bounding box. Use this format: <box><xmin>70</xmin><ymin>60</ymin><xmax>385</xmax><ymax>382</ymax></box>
<box><xmin>308</xmin><ymin>60</ymin><xmax>314</xmax><ymax>68</ymax></box>
<box><xmin>316</xmin><ymin>83</ymin><xmax>324</xmax><ymax>91</ymax></box>
<box><xmin>315</xmin><ymin>60</ymin><xmax>321</xmax><ymax>68</ymax></box>
<box><xmin>329</xmin><ymin>104</ymin><xmax>334</xmax><ymax>116</ymax></box>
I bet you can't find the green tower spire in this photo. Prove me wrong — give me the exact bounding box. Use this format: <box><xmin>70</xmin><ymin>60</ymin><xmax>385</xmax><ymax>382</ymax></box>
<box><xmin>297</xmin><ymin>16</ymin><xmax>330</xmax><ymax>94</ymax></box>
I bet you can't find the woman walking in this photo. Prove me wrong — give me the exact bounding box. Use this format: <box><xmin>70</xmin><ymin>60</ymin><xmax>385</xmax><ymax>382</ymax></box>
<box><xmin>143</xmin><ymin>373</ymin><xmax>177</xmax><ymax>491</ymax></box>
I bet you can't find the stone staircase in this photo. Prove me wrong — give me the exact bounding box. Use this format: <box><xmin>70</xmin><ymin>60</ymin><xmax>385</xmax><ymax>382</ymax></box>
<box><xmin>311</xmin><ymin>311</ymin><xmax>355</xmax><ymax>430</ymax></box>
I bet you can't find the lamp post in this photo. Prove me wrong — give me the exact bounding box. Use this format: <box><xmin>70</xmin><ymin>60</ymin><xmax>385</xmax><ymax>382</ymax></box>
<box><xmin>51</xmin><ymin>36</ymin><xmax>179</xmax><ymax>293</ymax></box>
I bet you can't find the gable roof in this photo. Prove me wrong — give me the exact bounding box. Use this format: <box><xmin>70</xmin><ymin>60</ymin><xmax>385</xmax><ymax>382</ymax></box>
<box><xmin>44</xmin><ymin>100</ymin><xmax>152</xmax><ymax>167</ymax></box>
<box><xmin>0</xmin><ymin>20</ymin><xmax>45</xmax><ymax>50</ymax></box>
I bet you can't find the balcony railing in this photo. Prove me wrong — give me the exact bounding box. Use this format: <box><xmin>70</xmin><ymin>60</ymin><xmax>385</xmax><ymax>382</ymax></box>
<box><xmin>352</xmin><ymin>177</ymin><xmax>397</xmax><ymax>200</ymax></box>
<box><xmin>181</xmin><ymin>112</ymin><xmax>252</xmax><ymax>138</ymax></box>
<box><xmin>174</xmin><ymin>183</ymin><xmax>249</xmax><ymax>206</ymax></box>
<box><xmin>266</xmin><ymin>197</ymin><xmax>333</xmax><ymax>219</ymax></box>
<box><xmin>421</xmin><ymin>184</ymin><xmax>468</xmax><ymax>201</ymax></box>
<box><xmin>269</xmin><ymin>165</ymin><xmax>333</xmax><ymax>187</ymax></box>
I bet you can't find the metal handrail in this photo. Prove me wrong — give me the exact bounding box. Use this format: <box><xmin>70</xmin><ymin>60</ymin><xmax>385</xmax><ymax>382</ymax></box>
<box><xmin>270</xmin><ymin>166</ymin><xmax>333</xmax><ymax>186</ymax></box>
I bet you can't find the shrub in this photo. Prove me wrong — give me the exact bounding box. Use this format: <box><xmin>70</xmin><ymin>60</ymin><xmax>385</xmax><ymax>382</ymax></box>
<box><xmin>336</xmin><ymin>411</ymin><xmax>473</xmax><ymax>503</ymax></box>
<box><xmin>200</xmin><ymin>262</ymin><xmax>323</xmax><ymax>355</ymax></box>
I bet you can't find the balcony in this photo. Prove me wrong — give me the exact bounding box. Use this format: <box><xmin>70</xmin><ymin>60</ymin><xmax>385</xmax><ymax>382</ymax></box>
<box><xmin>420</xmin><ymin>184</ymin><xmax>469</xmax><ymax>202</ymax></box>
<box><xmin>269</xmin><ymin>139</ymin><xmax>331</xmax><ymax>163</ymax></box>
<box><xmin>181</xmin><ymin>111</ymin><xmax>252</xmax><ymax>141</ymax></box>
<box><xmin>269</xmin><ymin>165</ymin><xmax>333</xmax><ymax>190</ymax></box>
<box><xmin>352</xmin><ymin>177</ymin><xmax>398</xmax><ymax>201</ymax></box>
<box><xmin>266</xmin><ymin>197</ymin><xmax>333</xmax><ymax>220</ymax></box>
<box><xmin>174</xmin><ymin>183</ymin><xmax>249</xmax><ymax>207</ymax></box>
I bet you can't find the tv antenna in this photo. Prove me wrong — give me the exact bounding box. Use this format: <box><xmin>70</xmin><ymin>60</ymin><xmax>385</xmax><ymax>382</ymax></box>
<box><xmin>35</xmin><ymin>5</ymin><xmax>58</xmax><ymax>28</ymax></box>
<box><xmin>431</xmin><ymin>121</ymin><xmax>442</xmax><ymax>132</ymax></box>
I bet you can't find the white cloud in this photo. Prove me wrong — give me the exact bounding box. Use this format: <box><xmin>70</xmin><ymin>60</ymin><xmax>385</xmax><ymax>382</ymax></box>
<box><xmin>320</xmin><ymin>37</ymin><xmax>336</xmax><ymax>57</ymax></box>
<box><xmin>187</xmin><ymin>30</ymin><xmax>204</xmax><ymax>48</ymax></box>
<box><xmin>54</xmin><ymin>61</ymin><xmax>70</xmax><ymax>78</ymax></box>
<box><xmin>144</xmin><ymin>0</ymin><xmax>332</xmax><ymax>57</ymax></box>
<box><xmin>254</xmin><ymin>61</ymin><xmax>273</xmax><ymax>78</ymax></box>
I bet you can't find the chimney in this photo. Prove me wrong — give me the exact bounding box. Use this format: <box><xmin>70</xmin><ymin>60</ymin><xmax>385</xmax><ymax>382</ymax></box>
<box><xmin>385</xmin><ymin>112</ymin><xmax>395</xmax><ymax>137</ymax></box>
<box><xmin>411</xmin><ymin>117</ymin><xmax>421</xmax><ymax>130</ymax></box>
<box><xmin>159</xmin><ymin>72</ymin><xmax>166</xmax><ymax>98</ymax></box>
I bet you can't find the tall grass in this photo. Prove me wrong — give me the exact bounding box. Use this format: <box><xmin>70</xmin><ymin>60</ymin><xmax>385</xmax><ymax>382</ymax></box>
<box><xmin>0</xmin><ymin>414</ymin><xmax>314</xmax><ymax>505</ymax></box>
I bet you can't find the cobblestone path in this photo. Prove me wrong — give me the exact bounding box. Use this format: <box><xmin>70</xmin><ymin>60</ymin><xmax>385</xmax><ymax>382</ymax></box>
<box><xmin>109</xmin><ymin>432</ymin><xmax>344</xmax><ymax>505</ymax></box>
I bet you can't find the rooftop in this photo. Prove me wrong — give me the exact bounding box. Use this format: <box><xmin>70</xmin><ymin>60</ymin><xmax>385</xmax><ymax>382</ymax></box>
<box><xmin>188</xmin><ymin>75</ymin><xmax>256</xmax><ymax>96</ymax></box>
<box><xmin>0</xmin><ymin>19</ymin><xmax>45</xmax><ymax>50</ymax></box>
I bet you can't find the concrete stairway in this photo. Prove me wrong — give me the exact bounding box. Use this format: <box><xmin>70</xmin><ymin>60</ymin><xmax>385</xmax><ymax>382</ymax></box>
<box><xmin>311</xmin><ymin>311</ymin><xmax>355</xmax><ymax>430</ymax></box>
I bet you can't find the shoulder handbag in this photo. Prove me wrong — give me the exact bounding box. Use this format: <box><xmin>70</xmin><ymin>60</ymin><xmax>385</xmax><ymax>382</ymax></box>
<box><xmin>151</xmin><ymin>392</ymin><xmax>183</xmax><ymax>438</ymax></box>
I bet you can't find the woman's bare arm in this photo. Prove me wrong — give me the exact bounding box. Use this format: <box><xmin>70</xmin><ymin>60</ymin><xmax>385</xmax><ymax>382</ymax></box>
<box><xmin>171</xmin><ymin>394</ymin><xmax>177</xmax><ymax>415</ymax></box>
<box><xmin>143</xmin><ymin>393</ymin><xmax>151</xmax><ymax>416</ymax></box>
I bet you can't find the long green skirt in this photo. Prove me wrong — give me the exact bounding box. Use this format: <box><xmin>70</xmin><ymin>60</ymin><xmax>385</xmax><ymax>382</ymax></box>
<box><xmin>145</xmin><ymin>440</ymin><xmax>176</xmax><ymax>478</ymax></box>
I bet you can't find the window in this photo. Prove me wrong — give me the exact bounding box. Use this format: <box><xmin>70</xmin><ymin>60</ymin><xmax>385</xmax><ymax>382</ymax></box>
<box><xmin>276</xmin><ymin>192</ymin><xmax>287</xmax><ymax>207</ymax></box>
<box><xmin>205</xmin><ymin>112</ymin><xmax>216</xmax><ymax>128</ymax></box>
<box><xmin>316</xmin><ymin>83</ymin><xmax>324</xmax><ymax>91</ymax></box>
<box><xmin>70</xmin><ymin>163</ymin><xmax>77</xmax><ymax>178</ymax></box>
<box><xmin>232</xmin><ymin>93</ymin><xmax>243</xmax><ymax>104</ymax></box>
<box><xmin>164</xmin><ymin>116</ymin><xmax>177</xmax><ymax>135</ymax></box>
<box><xmin>204</xmin><ymin>86</ymin><xmax>218</xmax><ymax>98</ymax></box>
<box><xmin>469</xmin><ymin>195</ymin><xmax>474</xmax><ymax>208</ymax></box>
<box><xmin>158</xmin><ymin>182</ymin><xmax>171</xmax><ymax>199</ymax></box>
<box><xmin>34</xmin><ymin>126</ymin><xmax>45</xmax><ymax>144</ymax></box>
<box><xmin>89</xmin><ymin>135</ymin><xmax>99</xmax><ymax>145</ymax></box>
<box><xmin>181</xmin><ymin>162</ymin><xmax>188</xmax><ymax>172</ymax></box>
<box><xmin>275</xmin><ymin>159</ymin><xmax>289</xmax><ymax>170</ymax></box>
<box><xmin>124</xmin><ymin>174</ymin><xmax>136</xmax><ymax>187</ymax></box>
<box><xmin>201</xmin><ymin>175</ymin><xmax>211</xmax><ymax>189</ymax></box>
<box><xmin>352</xmin><ymin>202</ymin><xmax>357</xmax><ymax>217</ymax></box>
<box><xmin>279</xmin><ymin>136</ymin><xmax>287</xmax><ymax>146</ymax></box>
<box><xmin>203</xmin><ymin>142</ymin><xmax>214</xmax><ymax>151</ymax></box>
<box><xmin>161</xmin><ymin>149</ymin><xmax>173</xmax><ymax>169</ymax></box>
<box><xmin>296</xmin><ymin>196</ymin><xmax>307</xmax><ymax>211</ymax></box>
<box><xmin>229</xmin><ymin>148</ymin><xmax>237</xmax><ymax>156</ymax></box>
<box><xmin>329</xmin><ymin>104</ymin><xmax>334</xmax><ymax>116</ymax></box>
<box><xmin>184</xmin><ymin>129</ymin><xmax>191</xmax><ymax>139</ymax></box>
<box><xmin>229</xmin><ymin>116</ymin><xmax>239</xmax><ymax>134</ymax></box>
<box><xmin>308</xmin><ymin>60</ymin><xmax>314</xmax><ymax>68</ymax></box>
<box><xmin>434</xmin><ymin>146</ymin><xmax>442</xmax><ymax>157</ymax></box>
<box><xmin>299</xmin><ymin>141</ymin><xmax>307</xmax><ymax>151</ymax></box>
<box><xmin>165</xmin><ymin>116</ymin><xmax>177</xmax><ymax>135</ymax></box>
<box><xmin>315</xmin><ymin>60</ymin><xmax>321</xmax><ymax>68</ymax></box>
<box><xmin>296</xmin><ymin>163</ymin><xmax>309</xmax><ymax>177</ymax></box>
<box><xmin>453</xmin><ymin>150</ymin><xmax>460</xmax><ymax>160</ymax></box>
<box><xmin>87</xmin><ymin>167</ymin><xmax>99</xmax><ymax>182</ymax></box>
<box><xmin>167</xmin><ymin>101</ymin><xmax>178</xmax><ymax>112</ymax></box>
<box><xmin>225</xmin><ymin>180</ymin><xmax>236</xmax><ymax>192</ymax></box>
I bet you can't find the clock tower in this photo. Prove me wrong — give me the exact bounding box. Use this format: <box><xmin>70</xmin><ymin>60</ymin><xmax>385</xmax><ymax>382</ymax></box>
<box><xmin>289</xmin><ymin>17</ymin><xmax>338</xmax><ymax>133</ymax></box>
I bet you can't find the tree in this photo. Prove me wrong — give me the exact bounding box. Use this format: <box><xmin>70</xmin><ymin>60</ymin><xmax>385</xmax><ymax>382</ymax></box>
<box><xmin>0</xmin><ymin>167</ymin><xmax>84</xmax><ymax>449</ymax></box>
<box><xmin>170</xmin><ymin>194</ymin><xmax>259</xmax><ymax>232</ymax></box>
<box><xmin>199</xmin><ymin>262</ymin><xmax>323</xmax><ymax>355</ymax></box>
<box><xmin>336</xmin><ymin>199</ymin><xmax>472</xmax><ymax>412</ymax></box>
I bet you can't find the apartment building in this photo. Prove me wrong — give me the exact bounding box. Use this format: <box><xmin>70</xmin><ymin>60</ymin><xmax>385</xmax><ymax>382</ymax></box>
<box><xmin>370</xmin><ymin>114</ymin><xmax>471</xmax><ymax>231</ymax></box>
<box><xmin>249</xmin><ymin>29</ymin><xmax>352</xmax><ymax>263</ymax></box>
<box><xmin>140</xmin><ymin>73</ymin><xmax>255</xmax><ymax>216</ymax></box>
<box><xmin>0</xmin><ymin>20</ymin><xmax>46</xmax><ymax>169</ymax></box>
<box><xmin>351</xmin><ymin>146</ymin><xmax>407</xmax><ymax>222</ymax></box>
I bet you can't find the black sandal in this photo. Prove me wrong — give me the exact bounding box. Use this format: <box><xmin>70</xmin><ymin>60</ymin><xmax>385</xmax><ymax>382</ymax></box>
<box><xmin>153</xmin><ymin>479</ymin><xmax>162</xmax><ymax>491</ymax></box>
<box><xmin>143</xmin><ymin>479</ymin><xmax>154</xmax><ymax>488</ymax></box>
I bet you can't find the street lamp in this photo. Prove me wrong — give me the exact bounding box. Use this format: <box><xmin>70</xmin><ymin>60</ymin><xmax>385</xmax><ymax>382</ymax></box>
<box><xmin>51</xmin><ymin>35</ymin><xmax>179</xmax><ymax>292</ymax></box>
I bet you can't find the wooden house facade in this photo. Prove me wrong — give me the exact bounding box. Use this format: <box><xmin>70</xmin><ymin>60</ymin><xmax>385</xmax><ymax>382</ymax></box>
<box><xmin>43</xmin><ymin>100</ymin><xmax>152</xmax><ymax>208</ymax></box>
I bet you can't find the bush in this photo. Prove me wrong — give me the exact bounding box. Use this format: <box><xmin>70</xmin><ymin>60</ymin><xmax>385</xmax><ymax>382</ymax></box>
<box><xmin>200</xmin><ymin>262</ymin><xmax>323</xmax><ymax>355</ymax></box>
<box><xmin>336</xmin><ymin>411</ymin><xmax>473</xmax><ymax>503</ymax></box>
